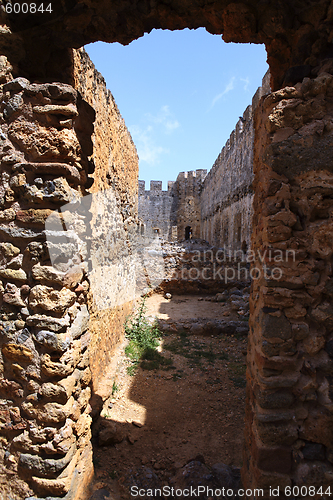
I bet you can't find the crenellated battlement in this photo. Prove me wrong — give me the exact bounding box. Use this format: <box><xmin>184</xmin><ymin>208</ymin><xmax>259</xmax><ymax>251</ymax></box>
<box><xmin>177</xmin><ymin>169</ymin><xmax>208</xmax><ymax>181</ymax></box>
<box><xmin>139</xmin><ymin>179</ymin><xmax>176</xmax><ymax>194</ymax></box>
<box><xmin>205</xmin><ymin>70</ymin><xmax>270</xmax><ymax>186</ymax></box>
<box><xmin>150</xmin><ymin>180</ymin><xmax>162</xmax><ymax>191</ymax></box>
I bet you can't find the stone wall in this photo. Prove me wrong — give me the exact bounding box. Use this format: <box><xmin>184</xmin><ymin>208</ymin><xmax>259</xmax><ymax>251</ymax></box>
<box><xmin>0</xmin><ymin>49</ymin><xmax>139</xmax><ymax>500</ymax></box>
<box><xmin>138</xmin><ymin>180</ymin><xmax>177</xmax><ymax>240</ymax></box>
<box><xmin>138</xmin><ymin>170</ymin><xmax>207</xmax><ymax>242</ymax></box>
<box><xmin>158</xmin><ymin>240</ymin><xmax>251</xmax><ymax>295</ymax></box>
<box><xmin>0</xmin><ymin>76</ymin><xmax>93</xmax><ymax>500</ymax></box>
<box><xmin>175</xmin><ymin>169</ymin><xmax>207</xmax><ymax>241</ymax></box>
<box><xmin>200</xmin><ymin>71</ymin><xmax>270</xmax><ymax>253</ymax></box>
<box><xmin>200</xmin><ymin>105</ymin><xmax>254</xmax><ymax>252</ymax></box>
<box><xmin>243</xmin><ymin>64</ymin><xmax>333</xmax><ymax>494</ymax></box>
<box><xmin>72</xmin><ymin>48</ymin><xmax>139</xmax><ymax>408</ymax></box>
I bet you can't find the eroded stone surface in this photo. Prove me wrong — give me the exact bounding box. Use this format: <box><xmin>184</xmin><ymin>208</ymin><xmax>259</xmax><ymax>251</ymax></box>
<box><xmin>2</xmin><ymin>0</ymin><xmax>333</xmax><ymax>90</ymax></box>
<box><xmin>0</xmin><ymin>74</ymin><xmax>98</xmax><ymax>500</ymax></box>
<box><xmin>243</xmin><ymin>66</ymin><xmax>333</xmax><ymax>494</ymax></box>
<box><xmin>29</xmin><ymin>285</ymin><xmax>76</xmax><ymax>313</ymax></box>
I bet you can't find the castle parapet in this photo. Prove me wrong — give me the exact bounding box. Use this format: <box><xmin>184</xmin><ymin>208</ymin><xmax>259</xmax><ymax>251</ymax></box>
<box><xmin>139</xmin><ymin>180</ymin><xmax>145</xmax><ymax>193</ymax></box>
<box><xmin>150</xmin><ymin>180</ymin><xmax>162</xmax><ymax>191</ymax></box>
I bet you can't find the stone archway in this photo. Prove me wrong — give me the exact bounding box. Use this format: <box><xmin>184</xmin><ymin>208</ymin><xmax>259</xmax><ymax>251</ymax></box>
<box><xmin>1</xmin><ymin>1</ymin><xmax>333</xmax><ymax>498</ymax></box>
<box><xmin>2</xmin><ymin>0</ymin><xmax>333</xmax><ymax>90</ymax></box>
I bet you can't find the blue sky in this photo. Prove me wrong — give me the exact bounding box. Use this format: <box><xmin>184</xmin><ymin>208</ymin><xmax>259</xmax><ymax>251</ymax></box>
<box><xmin>85</xmin><ymin>28</ymin><xmax>268</xmax><ymax>190</ymax></box>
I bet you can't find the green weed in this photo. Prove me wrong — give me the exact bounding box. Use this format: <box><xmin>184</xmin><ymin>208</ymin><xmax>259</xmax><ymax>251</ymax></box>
<box><xmin>127</xmin><ymin>364</ymin><xmax>137</xmax><ymax>376</ymax></box>
<box><xmin>112</xmin><ymin>381</ymin><xmax>120</xmax><ymax>395</ymax></box>
<box><xmin>124</xmin><ymin>297</ymin><xmax>172</xmax><ymax>374</ymax></box>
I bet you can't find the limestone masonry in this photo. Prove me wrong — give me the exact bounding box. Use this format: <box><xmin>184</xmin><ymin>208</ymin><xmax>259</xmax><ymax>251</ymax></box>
<box><xmin>139</xmin><ymin>71</ymin><xmax>270</xmax><ymax>253</ymax></box>
<box><xmin>0</xmin><ymin>48</ymin><xmax>139</xmax><ymax>499</ymax></box>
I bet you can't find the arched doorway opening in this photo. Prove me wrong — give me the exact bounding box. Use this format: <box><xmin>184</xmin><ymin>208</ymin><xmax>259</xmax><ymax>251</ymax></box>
<box><xmin>2</xmin><ymin>4</ymin><xmax>332</xmax><ymax>498</ymax></box>
<box><xmin>185</xmin><ymin>225</ymin><xmax>192</xmax><ymax>240</ymax></box>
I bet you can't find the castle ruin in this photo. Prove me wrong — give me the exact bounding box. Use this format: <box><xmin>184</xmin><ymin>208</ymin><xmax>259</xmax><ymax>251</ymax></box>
<box><xmin>139</xmin><ymin>71</ymin><xmax>270</xmax><ymax>253</ymax></box>
<box><xmin>0</xmin><ymin>1</ymin><xmax>333</xmax><ymax>498</ymax></box>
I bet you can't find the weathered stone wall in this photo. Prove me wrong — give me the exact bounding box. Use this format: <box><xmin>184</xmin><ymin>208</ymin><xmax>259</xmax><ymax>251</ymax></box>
<box><xmin>72</xmin><ymin>48</ymin><xmax>139</xmax><ymax>408</ymax></box>
<box><xmin>200</xmin><ymin>71</ymin><xmax>270</xmax><ymax>253</ymax></box>
<box><xmin>158</xmin><ymin>240</ymin><xmax>251</xmax><ymax>295</ymax></box>
<box><xmin>0</xmin><ymin>49</ymin><xmax>139</xmax><ymax>500</ymax></box>
<box><xmin>175</xmin><ymin>169</ymin><xmax>207</xmax><ymax>241</ymax></box>
<box><xmin>138</xmin><ymin>170</ymin><xmax>207</xmax><ymax>242</ymax></box>
<box><xmin>243</xmin><ymin>64</ymin><xmax>333</xmax><ymax>494</ymax></box>
<box><xmin>0</xmin><ymin>76</ymin><xmax>94</xmax><ymax>500</ymax></box>
<box><xmin>138</xmin><ymin>180</ymin><xmax>177</xmax><ymax>240</ymax></box>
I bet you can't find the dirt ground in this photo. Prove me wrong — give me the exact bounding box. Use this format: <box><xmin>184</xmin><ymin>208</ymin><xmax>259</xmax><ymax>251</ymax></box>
<box><xmin>145</xmin><ymin>294</ymin><xmax>241</xmax><ymax>321</ymax></box>
<box><xmin>89</xmin><ymin>293</ymin><xmax>248</xmax><ymax>499</ymax></box>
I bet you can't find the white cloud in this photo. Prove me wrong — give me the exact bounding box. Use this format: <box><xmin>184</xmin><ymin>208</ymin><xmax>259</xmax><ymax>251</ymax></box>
<box><xmin>209</xmin><ymin>77</ymin><xmax>235</xmax><ymax>109</ymax></box>
<box><xmin>130</xmin><ymin>125</ymin><xmax>169</xmax><ymax>165</ymax></box>
<box><xmin>129</xmin><ymin>105</ymin><xmax>179</xmax><ymax>166</ymax></box>
<box><xmin>240</xmin><ymin>77</ymin><xmax>250</xmax><ymax>92</ymax></box>
<box><xmin>165</xmin><ymin>119</ymin><xmax>180</xmax><ymax>133</ymax></box>
<box><xmin>145</xmin><ymin>105</ymin><xmax>180</xmax><ymax>134</ymax></box>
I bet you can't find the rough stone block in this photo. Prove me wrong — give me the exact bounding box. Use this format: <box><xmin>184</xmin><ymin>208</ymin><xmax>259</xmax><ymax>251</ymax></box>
<box><xmin>35</xmin><ymin>330</ymin><xmax>72</xmax><ymax>352</ymax></box>
<box><xmin>255</xmin><ymin>387</ymin><xmax>294</xmax><ymax>409</ymax></box>
<box><xmin>0</xmin><ymin>268</ymin><xmax>27</xmax><ymax>281</ymax></box>
<box><xmin>58</xmin><ymin>370</ymin><xmax>79</xmax><ymax>399</ymax></box>
<box><xmin>68</xmin><ymin>305</ymin><xmax>89</xmax><ymax>339</ymax></box>
<box><xmin>16</xmin><ymin>209</ymin><xmax>53</xmax><ymax>225</ymax></box>
<box><xmin>41</xmin><ymin>354</ymin><xmax>75</xmax><ymax>378</ymax></box>
<box><xmin>29</xmin><ymin>285</ymin><xmax>76</xmax><ymax>313</ymax></box>
<box><xmin>26</xmin><ymin>314</ymin><xmax>70</xmax><ymax>332</ymax></box>
<box><xmin>40</xmin><ymin>383</ymin><xmax>68</xmax><ymax>404</ymax></box>
<box><xmin>259</xmin><ymin>311</ymin><xmax>292</xmax><ymax>340</ymax></box>
<box><xmin>30</xmin><ymin>449</ymin><xmax>79</xmax><ymax>496</ymax></box>
<box><xmin>299</xmin><ymin>409</ymin><xmax>333</xmax><ymax>445</ymax></box>
<box><xmin>21</xmin><ymin>397</ymin><xmax>75</xmax><ymax>425</ymax></box>
<box><xmin>256</xmin><ymin>421</ymin><xmax>298</xmax><ymax>446</ymax></box>
<box><xmin>19</xmin><ymin>443</ymin><xmax>76</xmax><ymax>478</ymax></box>
<box><xmin>2</xmin><ymin>343</ymin><xmax>33</xmax><ymax>362</ymax></box>
<box><xmin>33</xmin><ymin>103</ymin><xmax>78</xmax><ymax>116</ymax></box>
<box><xmin>302</xmin><ymin>442</ymin><xmax>326</xmax><ymax>460</ymax></box>
<box><xmin>253</xmin><ymin>443</ymin><xmax>292</xmax><ymax>474</ymax></box>
<box><xmin>0</xmin><ymin>242</ymin><xmax>20</xmax><ymax>258</ymax></box>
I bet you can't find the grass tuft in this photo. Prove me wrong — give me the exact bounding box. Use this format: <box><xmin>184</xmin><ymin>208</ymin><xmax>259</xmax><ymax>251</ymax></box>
<box><xmin>125</xmin><ymin>297</ymin><xmax>172</xmax><ymax>374</ymax></box>
<box><xmin>112</xmin><ymin>381</ymin><xmax>120</xmax><ymax>395</ymax></box>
